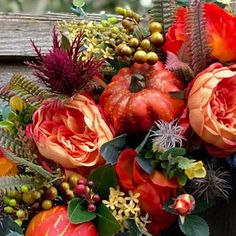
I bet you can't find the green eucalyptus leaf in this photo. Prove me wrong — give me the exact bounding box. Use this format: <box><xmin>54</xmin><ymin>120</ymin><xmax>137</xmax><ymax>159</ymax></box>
<box><xmin>1</xmin><ymin>215</ymin><xmax>23</xmax><ymax>235</ymax></box>
<box><xmin>88</xmin><ymin>164</ymin><xmax>117</xmax><ymax>200</ymax></box>
<box><xmin>100</xmin><ymin>134</ymin><xmax>127</xmax><ymax>165</ymax></box>
<box><xmin>135</xmin><ymin>155</ymin><xmax>154</xmax><ymax>175</ymax></box>
<box><xmin>179</xmin><ymin>215</ymin><xmax>209</xmax><ymax>236</ymax></box>
<box><xmin>95</xmin><ymin>203</ymin><xmax>120</xmax><ymax>235</ymax></box>
<box><xmin>68</xmin><ymin>198</ymin><xmax>96</xmax><ymax>224</ymax></box>
<box><xmin>135</xmin><ymin>130</ymin><xmax>151</xmax><ymax>153</ymax></box>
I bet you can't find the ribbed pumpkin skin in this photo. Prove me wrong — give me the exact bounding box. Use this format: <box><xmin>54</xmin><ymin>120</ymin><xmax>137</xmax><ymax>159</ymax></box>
<box><xmin>25</xmin><ymin>206</ymin><xmax>98</xmax><ymax>236</ymax></box>
<box><xmin>99</xmin><ymin>62</ymin><xmax>185</xmax><ymax>135</ymax></box>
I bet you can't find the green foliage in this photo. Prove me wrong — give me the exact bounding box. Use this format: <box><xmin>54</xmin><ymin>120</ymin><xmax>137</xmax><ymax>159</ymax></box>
<box><xmin>149</xmin><ymin>0</ymin><xmax>176</xmax><ymax>33</ymax></box>
<box><xmin>179</xmin><ymin>215</ymin><xmax>209</xmax><ymax>236</ymax></box>
<box><xmin>100</xmin><ymin>134</ymin><xmax>127</xmax><ymax>165</ymax></box>
<box><xmin>0</xmin><ymin>175</ymin><xmax>36</xmax><ymax>195</ymax></box>
<box><xmin>68</xmin><ymin>198</ymin><xmax>96</xmax><ymax>224</ymax></box>
<box><xmin>9</xmin><ymin>74</ymin><xmax>53</xmax><ymax>103</ymax></box>
<box><xmin>1</xmin><ymin>149</ymin><xmax>55</xmax><ymax>179</ymax></box>
<box><xmin>125</xmin><ymin>219</ymin><xmax>152</xmax><ymax>236</ymax></box>
<box><xmin>88</xmin><ymin>164</ymin><xmax>117</xmax><ymax>200</ymax></box>
<box><xmin>95</xmin><ymin>202</ymin><xmax>121</xmax><ymax>236</ymax></box>
<box><xmin>0</xmin><ymin>215</ymin><xmax>23</xmax><ymax>236</ymax></box>
<box><xmin>135</xmin><ymin>156</ymin><xmax>154</xmax><ymax>174</ymax></box>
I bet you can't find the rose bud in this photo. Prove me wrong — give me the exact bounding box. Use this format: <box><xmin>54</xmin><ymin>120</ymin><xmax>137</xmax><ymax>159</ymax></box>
<box><xmin>172</xmin><ymin>194</ymin><xmax>195</xmax><ymax>216</ymax></box>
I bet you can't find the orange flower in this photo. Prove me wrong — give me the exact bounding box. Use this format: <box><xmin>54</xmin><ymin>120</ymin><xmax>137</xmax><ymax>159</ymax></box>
<box><xmin>0</xmin><ymin>151</ymin><xmax>17</xmax><ymax>176</ymax></box>
<box><xmin>27</xmin><ymin>94</ymin><xmax>113</xmax><ymax>169</ymax></box>
<box><xmin>162</xmin><ymin>3</ymin><xmax>236</xmax><ymax>63</ymax></box>
<box><xmin>188</xmin><ymin>63</ymin><xmax>236</xmax><ymax>156</ymax></box>
<box><xmin>115</xmin><ymin>149</ymin><xmax>179</xmax><ymax>235</ymax></box>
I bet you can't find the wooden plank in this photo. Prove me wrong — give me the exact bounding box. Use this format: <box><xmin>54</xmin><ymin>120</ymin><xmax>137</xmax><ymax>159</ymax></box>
<box><xmin>0</xmin><ymin>12</ymin><xmax>118</xmax><ymax>59</ymax></box>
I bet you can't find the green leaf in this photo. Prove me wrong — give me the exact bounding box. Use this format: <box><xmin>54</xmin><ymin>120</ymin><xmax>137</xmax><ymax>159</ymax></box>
<box><xmin>163</xmin><ymin>198</ymin><xmax>177</xmax><ymax>215</ymax></box>
<box><xmin>72</xmin><ymin>0</ymin><xmax>85</xmax><ymax>7</ymax></box>
<box><xmin>192</xmin><ymin>198</ymin><xmax>215</xmax><ymax>214</ymax></box>
<box><xmin>0</xmin><ymin>120</ymin><xmax>14</xmax><ymax>129</ymax></box>
<box><xmin>100</xmin><ymin>134</ymin><xmax>127</xmax><ymax>165</ymax></box>
<box><xmin>125</xmin><ymin>219</ymin><xmax>152</xmax><ymax>236</ymax></box>
<box><xmin>160</xmin><ymin>147</ymin><xmax>187</xmax><ymax>161</ymax></box>
<box><xmin>179</xmin><ymin>215</ymin><xmax>209</xmax><ymax>236</ymax></box>
<box><xmin>1</xmin><ymin>106</ymin><xmax>12</xmax><ymax>120</ymax></box>
<box><xmin>135</xmin><ymin>130</ymin><xmax>151</xmax><ymax>153</ymax></box>
<box><xmin>1</xmin><ymin>215</ymin><xmax>23</xmax><ymax>236</ymax></box>
<box><xmin>95</xmin><ymin>203</ymin><xmax>120</xmax><ymax>236</ymax></box>
<box><xmin>177</xmin><ymin>174</ymin><xmax>187</xmax><ymax>186</ymax></box>
<box><xmin>135</xmin><ymin>156</ymin><xmax>154</xmax><ymax>175</ymax></box>
<box><xmin>88</xmin><ymin>164</ymin><xmax>117</xmax><ymax>200</ymax></box>
<box><xmin>169</xmin><ymin>90</ymin><xmax>185</xmax><ymax>100</ymax></box>
<box><xmin>60</xmin><ymin>34</ymin><xmax>70</xmax><ymax>51</ymax></box>
<box><xmin>68</xmin><ymin>198</ymin><xmax>96</xmax><ymax>224</ymax></box>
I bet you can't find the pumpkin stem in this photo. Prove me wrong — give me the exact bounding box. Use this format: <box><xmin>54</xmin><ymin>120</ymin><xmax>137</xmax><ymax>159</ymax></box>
<box><xmin>129</xmin><ymin>74</ymin><xmax>145</xmax><ymax>93</ymax></box>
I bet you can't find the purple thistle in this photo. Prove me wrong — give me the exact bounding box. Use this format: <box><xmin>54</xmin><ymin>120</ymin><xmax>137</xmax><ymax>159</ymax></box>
<box><xmin>29</xmin><ymin>28</ymin><xmax>104</xmax><ymax>96</ymax></box>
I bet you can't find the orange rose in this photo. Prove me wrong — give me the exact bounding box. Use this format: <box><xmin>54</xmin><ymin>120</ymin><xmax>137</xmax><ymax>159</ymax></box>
<box><xmin>162</xmin><ymin>3</ymin><xmax>236</xmax><ymax>63</ymax></box>
<box><xmin>0</xmin><ymin>151</ymin><xmax>17</xmax><ymax>176</ymax></box>
<box><xmin>188</xmin><ymin>63</ymin><xmax>236</xmax><ymax>156</ymax></box>
<box><xmin>27</xmin><ymin>94</ymin><xmax>113</xmax><ymax>168</ymax></box>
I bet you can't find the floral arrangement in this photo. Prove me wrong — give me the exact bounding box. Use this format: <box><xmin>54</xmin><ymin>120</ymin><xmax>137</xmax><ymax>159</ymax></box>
<box><xmin>0</xmin><ymin>0</ymin><xmax>235</xmax><ymax>235</ymax></box>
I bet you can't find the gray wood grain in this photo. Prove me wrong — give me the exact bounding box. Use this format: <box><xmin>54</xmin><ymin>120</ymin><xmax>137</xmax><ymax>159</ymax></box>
<box><xmin>0</xmin><ymin>12</ymin><xmax>118</xmax><ymax>58</ymax></box>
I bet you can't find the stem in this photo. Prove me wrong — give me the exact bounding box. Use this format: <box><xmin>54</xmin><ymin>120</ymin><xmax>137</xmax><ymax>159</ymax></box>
<box><xmin>129</xmin><ymin>74</ymin><xmax>146</xmax><ymax>93</ymax></box>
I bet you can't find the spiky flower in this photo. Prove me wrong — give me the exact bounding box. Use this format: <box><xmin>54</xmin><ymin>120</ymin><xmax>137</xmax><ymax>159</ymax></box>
<box><xmin>150</xmin><ymin>119</ymin><xmax>185</xmax><ymax>151</ymax></box>
<box><xmin>29</xmin><ymin>28</ymin><xmax>104</xmax><ymax>96</ymax></box>
<box><xmin>191</xmin><ymin>164</ymin><xmax>232</xmax><ymax>202</ymax></box>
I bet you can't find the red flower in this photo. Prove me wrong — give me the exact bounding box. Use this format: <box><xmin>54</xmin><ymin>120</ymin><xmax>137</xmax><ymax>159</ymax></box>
<box><xmin>115</xmin><ymin>149</ymin><xmax>179</xmax><ymax>235</ymax></box>
<box><xmin>172</xmin><ymin>194</ymin><xmax>195</xmax><ymax>216</ymax></box>
<box><xmin>162</xmin><ymin>3</ymin><xmax>236</xmax><ymax>63</ymax></box>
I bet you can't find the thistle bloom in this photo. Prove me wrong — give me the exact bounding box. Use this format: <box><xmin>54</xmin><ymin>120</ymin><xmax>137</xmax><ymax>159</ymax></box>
<box><xmin>150</xmin><ymin>119</ymin><xmax>185</xmax><ymax>152</ymax></box>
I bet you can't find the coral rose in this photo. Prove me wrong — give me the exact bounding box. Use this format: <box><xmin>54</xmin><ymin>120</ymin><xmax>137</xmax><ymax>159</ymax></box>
<box><xmin>188</xmin><ymin>63</ymin><xmax>236</xmax><ymax>156</ymax></box>
<box><xmin>115</xmin><ymin>149</ymin><xmax>179</xmax><ymax>235</ymax></box>
<box><xmin>0</xmin><ymin>150</ymin><xmax>17</xmax><ymax>176</ymax></box>
<box><xmin>27</xmin><ymin>94</ymin><xmax>113</xmax><ymax>168</ymax></box>
<box><xmin>162</xmin><ymin>3</ymin><xmax>236</xmax><ymax>63</ymax></box>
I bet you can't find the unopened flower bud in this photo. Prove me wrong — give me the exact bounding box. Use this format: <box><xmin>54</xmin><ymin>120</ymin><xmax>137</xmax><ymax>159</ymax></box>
<box><xmin>172</xmin><ymin>194</ymin><xmax>195</xmax><ymax>216</ymax></box>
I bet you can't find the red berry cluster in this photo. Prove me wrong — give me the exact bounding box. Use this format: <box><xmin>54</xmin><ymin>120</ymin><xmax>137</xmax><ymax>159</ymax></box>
<box><xmin>74</xmin><ymin>179</ymin><xmax>100</xmax><ymax>212</ymax></box>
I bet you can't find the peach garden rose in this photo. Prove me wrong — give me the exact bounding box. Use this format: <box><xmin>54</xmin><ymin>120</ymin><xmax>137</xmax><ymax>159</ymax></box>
<box><xmin>188</xmin><ymin>63</ymin><xmax>236</xmax><ymax>156</ymax></box>
<box><xmin>27</xmin><ymin>94</ymin><xmax>113</xmax><ymax>169</ymax></box>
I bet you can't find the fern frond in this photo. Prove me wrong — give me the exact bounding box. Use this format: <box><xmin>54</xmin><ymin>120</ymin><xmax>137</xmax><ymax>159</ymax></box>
<box><xmin>149</xmin><ymin>0</ymin><xmax>176</xmax><ymax>33</ymax></box>
<box><xmin>1</xmin><ymin>148</ymin><xmax>55</xmax><ymax>179</ymax></box>
<box><xmin>0</xmin><ymin>129</ymin><xmax>24</xmax><ymax>157</ymax></box>
<box><xmin>9</xmin><ymin>74</ymin><xmax>54</xmax><ymax>102</ymax></box>
<box><xmin>0</xmin><ymin>85</ymin><xmax>15</xmax><ymax>102</ymax></box>
<box><xmin>0</xmin><ymin>175</ymin><xmax>36</xmax><ymax>195</ymax></box>
<box><xmin>185</xmin><ymin>0</ymin><xmax>211</xmax><ymax>75</ymax></box>
<box><xmin>165</xmin><ymin>51</ymin><xmax>194</xmax><ymax>82</ymax></box>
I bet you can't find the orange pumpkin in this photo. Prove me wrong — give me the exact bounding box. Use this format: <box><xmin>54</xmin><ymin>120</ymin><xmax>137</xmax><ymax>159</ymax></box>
<box><xmin>99</xmin><ymin>62</ymin><xmax>185</xmax><ymax>135</ymax></box>
<box><xmin>26</xmin><ymin>206</ymin><xmax>98</xmax><ymax>236</ymax></box>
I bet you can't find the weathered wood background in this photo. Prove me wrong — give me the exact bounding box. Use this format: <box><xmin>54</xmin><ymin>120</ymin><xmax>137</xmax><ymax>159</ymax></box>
<box><xmin>0</xmin><ymin>12</ymin><xmax>235</xmax><ymax>236</ymax></box>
